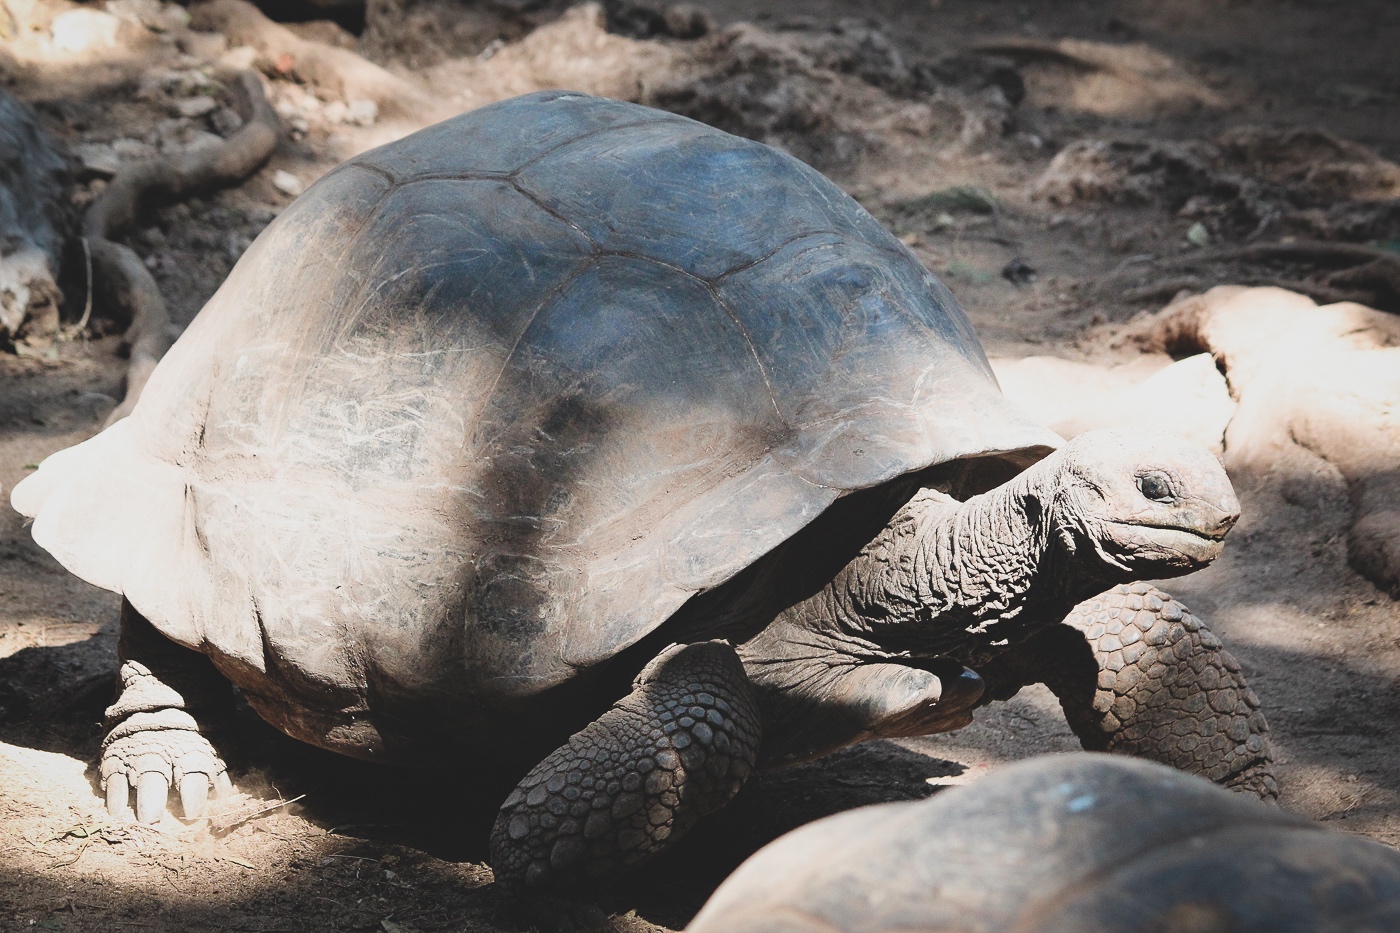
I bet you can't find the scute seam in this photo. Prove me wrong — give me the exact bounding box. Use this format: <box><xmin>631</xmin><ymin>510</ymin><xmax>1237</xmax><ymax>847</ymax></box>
<box><xmin>508</xmin><ymin>117</ymin><xmax>687</xmax><ymax>177</ymax></box>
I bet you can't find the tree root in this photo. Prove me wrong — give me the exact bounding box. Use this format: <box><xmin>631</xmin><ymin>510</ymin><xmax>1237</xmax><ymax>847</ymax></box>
<box><xmin>189</xmin><ymin>0</ymin><xmax>440</xmax><ymax>121</ymax></box>
<box><xmin>84</xmin><ymin>69</ymin><xmax>279</xmax><ymax>425</ymax></box>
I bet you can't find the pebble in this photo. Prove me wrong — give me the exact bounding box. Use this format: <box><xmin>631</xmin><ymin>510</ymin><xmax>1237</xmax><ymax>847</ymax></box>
<box><xmin>111</xmin><ymin>137</ymin><xmax>156</xmax><ymax>160</ymax></box>
<box><xmin>174</xmin><ymin>96</ymin><xmax>218</xmax><ymax>118</ymax></box>
<box><xmin>210</xmin><ymin>107</ymin><xmax>244</xmax><ymax>136</ymax></box>
<box><xmin>221</xmin><ymin>45</ymin><xmax>259</xmax><ymax>70</ymax></box>
<box><xmin>51</xmin><ymin>10</ymin><xmax>120</xmax><ymax>52</ymax></box>
<box><xmin>182</xmin><ymin>131</ymin><xmax>227</xmax><ymax>154</ymax></box>
<box><xmin>345</xmin><ymin>99</ymin><xmax>379</xmax><ymax>126</ymax></box>
<box><xmin>73</xmin><ymin>143</ymin><xmax>121</xmax><ymax>178</ymax></box>
<box><xmin>273</xmin><ymin>171</ymin><xmax>305</xmax><ymax>197</ymax></box>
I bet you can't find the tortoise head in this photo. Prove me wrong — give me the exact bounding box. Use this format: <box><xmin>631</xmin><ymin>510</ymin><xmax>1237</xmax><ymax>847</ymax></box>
<box><xmin>1047</xmin><ymin>429</ymin><xmax>1240</xmax><ymax>580</ymax></box>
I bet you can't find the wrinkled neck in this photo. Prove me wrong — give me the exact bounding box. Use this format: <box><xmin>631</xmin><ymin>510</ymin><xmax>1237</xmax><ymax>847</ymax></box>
<box><xmin>830</xmin><ymin>460</ymin><xmax>1095</xmax><ymax>659</ymax></box>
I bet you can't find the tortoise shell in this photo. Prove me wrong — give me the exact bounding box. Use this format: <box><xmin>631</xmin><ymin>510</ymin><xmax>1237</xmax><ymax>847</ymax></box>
<box><xmin>688</xmin><ymin>754</ymin><xmax>1400</xmax><ymax>932</ymax></box>
<box><xmin>14</xmin><ymin>92</ymin><xmax>1055</xmax><ymax>750</ymax></box>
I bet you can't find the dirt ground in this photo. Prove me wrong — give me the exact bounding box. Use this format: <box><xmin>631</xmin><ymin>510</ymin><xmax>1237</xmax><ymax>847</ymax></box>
<box><xmin>2</xmin><ymin>0</ymin><xmax>1400</xmax><ymax>930</ymax></box>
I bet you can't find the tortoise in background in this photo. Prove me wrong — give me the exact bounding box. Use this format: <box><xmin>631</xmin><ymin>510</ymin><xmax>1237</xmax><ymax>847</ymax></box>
<box><xmin>688</xmin><ymin>754</ymin><xmax>1397</xmax><ymax>933</ymax></box>
<box><xmin>12</xmin><ymin>92</ymin><xmax>1269</xmax><ymax>893</ymax></box>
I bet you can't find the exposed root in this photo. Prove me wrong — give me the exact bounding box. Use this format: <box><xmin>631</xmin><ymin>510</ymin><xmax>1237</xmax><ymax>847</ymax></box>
<box><xmin>1134</xmin><ymin>285</ymin><xmax>1400</xmax><ymax>596</ymax></box>
<box><xmin>83</xmin><ymin>69</ymin><xmax>279</xmax><ymax>424</ymax></box>
<box><xmin>190</xmin><ymin>0</ymin><xmax>441</xmax><ymax>122</ymax></box>
<box><xmin>972</xmin><ymin>36</ymin><xmax>1223</xmax><ymax>115</ymax></box>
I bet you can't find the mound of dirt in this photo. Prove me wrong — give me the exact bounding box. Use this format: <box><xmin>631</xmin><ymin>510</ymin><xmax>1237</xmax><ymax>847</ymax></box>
<box><xmin>1035</xmin><ymin>127</ymin><xmax>1400</xmax><ymax>244</ymax></box>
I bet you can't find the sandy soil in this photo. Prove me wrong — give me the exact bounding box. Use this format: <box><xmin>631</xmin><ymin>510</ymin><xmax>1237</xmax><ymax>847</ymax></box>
<box><xmin>2</xmin><ymin>0</ymin><xmax>1399</xmax><ymax>930</ymax></box>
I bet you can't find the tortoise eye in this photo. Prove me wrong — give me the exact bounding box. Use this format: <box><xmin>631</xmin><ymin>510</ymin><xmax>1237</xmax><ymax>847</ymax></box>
<box><xmin>1137</xmin><ymin>471</ymin><xmax>1175</xmax><ymax>503</ymax></box>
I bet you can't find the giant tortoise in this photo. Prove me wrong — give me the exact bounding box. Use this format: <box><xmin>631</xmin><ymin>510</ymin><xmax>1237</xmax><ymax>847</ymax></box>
<box><xmin>12</xmin><ymin>91</ymin><xmax>1270</xmax><ymax>892</ymax></box>
<box><xmin>688</xmin><ymin>754</ymin><xmax>1399</xmax><ymax>933</ymax></box>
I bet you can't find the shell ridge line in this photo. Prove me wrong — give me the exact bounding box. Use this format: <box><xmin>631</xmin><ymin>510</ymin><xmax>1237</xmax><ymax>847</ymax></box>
<box><xmin>338</xmin><ymin>160</ymin><xmax>398</xmax><ymax>187</ymax></box>
<box><xmin>708</xmin><ymin>285</ymin><xmax>788</xmax><ymax>427</ymax></box>
<box><xmin>469</xmin><ymin>256</ymin><xmax>601</xmax><ymax>450</ymax></box>
<box><xmin>508</xmin><ymin>178</ymin><xmax>601</xmax><ymax>248</ymax></box>
<box><xmin>394</xmin><ymin>171</ymin><xmax>513</xmax><ymax>185</ymax></box>
<box><xmin>507</xmin><ymin>116</ymin><xmax>684</xmax><ymax>176</ymax></box>
<box><xmin>710</xmin><ymin>229</ymin><xmax>844</xmax><ymax>283</ymax></box>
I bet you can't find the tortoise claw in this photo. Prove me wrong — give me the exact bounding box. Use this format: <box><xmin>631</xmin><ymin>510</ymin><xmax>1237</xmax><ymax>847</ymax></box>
<box><xmin>180</xmin><ymin>772</ymin><xmax>210</xmax><ymax>819</ymax></box>
<box><xmin>101</xmin><ymin>704</ymin><xmax>229</xmax><ymax>823</ymax></box>
<box><xmin>136</xmin><ymin>771</ymin><xmax>169</xmax><ymax>824</ymax></box>
<box><xmin>105</xmin><ymin>772</ymin><xmax>130</xmax><ymax>817</ymax></box>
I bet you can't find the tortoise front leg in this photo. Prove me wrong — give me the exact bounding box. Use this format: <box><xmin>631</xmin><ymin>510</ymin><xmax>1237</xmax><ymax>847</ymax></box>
<box><xmin>490</xmin><ymin>641</ymin><xmax>760</xmax><ymax>893</ymax></box>
<box><xmin>104</xmin><ymin>600</ymin><xmax>234</xmax><ymax>821</ymax></box>
<box><xmin>986</xmin><ymin>583</ymin><xmax>1277</xmax><ymax>799</ymax></box>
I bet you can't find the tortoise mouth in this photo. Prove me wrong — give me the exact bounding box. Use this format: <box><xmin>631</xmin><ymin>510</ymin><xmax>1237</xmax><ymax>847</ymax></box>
<box><xmin>1124</xmin><ymin>521</ymin><xmax>1232</xmax><ymax>542</ymax></box>
<box><xmin>1100</xmin><ymin>521</ymin><xmax>1227</xmax><ymax>570</ymax></box>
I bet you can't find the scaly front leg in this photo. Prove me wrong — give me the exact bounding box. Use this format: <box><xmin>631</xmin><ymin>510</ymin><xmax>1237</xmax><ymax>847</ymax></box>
<box><xmin>103</xmin><ymin>600</ymin><xmax>233</xmax><ymax>821</ymax></box>
<box><xmin>980</xmin><ymin>584</ymin><xmax>1276</xmax><ymax>799</ymax></box>
<box><xmin>490</xmin><ymin>641</ymin><xmax>760</xmax><ymax>892</ymax></box>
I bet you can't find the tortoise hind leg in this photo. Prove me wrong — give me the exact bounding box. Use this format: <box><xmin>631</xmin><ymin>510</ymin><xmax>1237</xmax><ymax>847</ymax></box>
<box><xmin>988</xmin><ymin>584</ymin><xmax>1277</xmax><ymax>800</ymax></box>
<box><xmin>490</xmin><ymin>641</ymin><xmax>760</xmax><ymax>893</ymax></box>
<box><xmin>103</xmin><ymin>599</ymin><xmax>233</xmax><ymax>822</ymax></box>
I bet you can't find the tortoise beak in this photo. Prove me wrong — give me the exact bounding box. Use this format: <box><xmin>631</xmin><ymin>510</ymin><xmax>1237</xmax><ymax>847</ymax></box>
<box><xmin>1097</xmin><ymin>504</ymin><xmax>1237</xmax><ymax>575</ymax></box>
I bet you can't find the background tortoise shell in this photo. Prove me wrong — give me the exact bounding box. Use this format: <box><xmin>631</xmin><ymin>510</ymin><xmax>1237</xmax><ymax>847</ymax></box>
<box><xmin>688</xmin><ymin>754</ymin><xmax>1400</xmax><ymax>932</ymax></box>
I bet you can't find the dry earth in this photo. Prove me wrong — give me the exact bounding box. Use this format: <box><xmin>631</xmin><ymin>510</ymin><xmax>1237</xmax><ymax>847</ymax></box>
<box><xmin>1</xmin><ymin>0</ymin><xmax>1400</xmax><ymax>930</ymax></box>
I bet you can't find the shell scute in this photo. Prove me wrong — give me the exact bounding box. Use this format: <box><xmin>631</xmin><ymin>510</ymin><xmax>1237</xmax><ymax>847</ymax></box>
<box><xmin>514</xmin><ymin>120</ymin><xmax>889</xmax><ymax>280</ymax></box>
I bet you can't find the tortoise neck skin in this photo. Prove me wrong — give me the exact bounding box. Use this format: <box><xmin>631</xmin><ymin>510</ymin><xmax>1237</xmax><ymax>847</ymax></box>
<box><xmin>743</xmin><ymin>430</ymin><xmax>1240</xmax><ymax>670</ymax></box>
<box><xmin>820</xmin><ymin>460</ymin><xmax>1110</xmax><ymax>664</ymax></box>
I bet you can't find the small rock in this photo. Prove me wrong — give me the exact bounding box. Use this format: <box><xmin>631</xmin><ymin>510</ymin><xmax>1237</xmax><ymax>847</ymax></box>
<box><xmin>174</xmin><ymin>96</ymin><xmax>217</xmax><ymax>118</ymax></box>
<box><xmin>158</xmin><ymin>2</ymin><xmax>190</xmax><ymax>31</ymax></box>
<box><xmin>273</xmin><ymin>171</ymin><xmax>305</xmax><ymax>197</ymax></box>
<box><xmin>105</xmin><ymin>0</ymin><xmax>188</xmax><ymax>32</ymax></box>
<box><xmin>51</xmin><ymin>9</ymin><xmax>120</xmax><ymax>52</ymax></box>
<box><xmin>345</xmin><ymin>99</ymin><xmax>378</xmax><ymax>127</ymax></box>
<box><xmin>1002</xmin><ymin>258</ymin><xmax>1038</xmax><ymax>286</ymax></box>
<box><xmin>111</xmin><ymin>137</ymin><xmax>157</xmax><ymax>160</ymax></box>
<box><xmin>178</xmin><ymin>30</ymin><xmax>229</xmax><ymax>59</ymax></box>
<box><xmin>220</xmin><ymin>45</ymin><xmax>259</xmax><ymax>70</ymax></box>
<box><xmin>73</xmin><ymin>143</ymin><xmax>121</xmax><ymax>178</ymax></box>
<box><xmin>104</xmin><ymin>0</ymin><xmax>160</xmax><ymax>28</ymax></box>
<box><xmin>181</xmin><ymin>131</ymin><xmax>227</xmax><ymax>154</ymax></box>
<box><xmin>665</xmin><ymin>4</ymin><xmax>714</xmax><ymax>39</ymax></box>
<box><xmin>141</xmin><ymin>67</ymin><xmax>215</xmax><ymax>99</ymax></box>
<box><xmin>1185</xmin><ymin>221</ymin><xmax>1211</xmax><ymax>247</ymax></box>
<box><xmin>210</xmin><ymin>107</ymin><xmax>244</xmax><ymax>136</ymax></box>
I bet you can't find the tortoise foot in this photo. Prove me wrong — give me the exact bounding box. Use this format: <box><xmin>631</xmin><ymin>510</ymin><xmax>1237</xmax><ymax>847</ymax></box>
<box><xmin>1042</xmin><ymin>584</ymin><xmax>1276</xmax><ymax>800</ymax></box>
<box><xmin>490</xmin><ymin>641</ymin><xmax>760</xmax><ymax>891</ymax></box>
<box><xmin>101</xmin><ymin>660</ymin><xmax>233</xmax><ymax>822</ymax></box>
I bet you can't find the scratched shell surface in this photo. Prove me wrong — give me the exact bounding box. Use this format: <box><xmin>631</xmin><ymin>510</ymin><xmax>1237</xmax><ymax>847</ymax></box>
<box><xmin>687</xmin><ymin>755</ymin><xmax>1400</xmax><ymax>933</ymax></box>
<box><xmin>12</xmin><ymin>92</ymin><xmax>1058</xmax><ymax>723</ymax></box>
